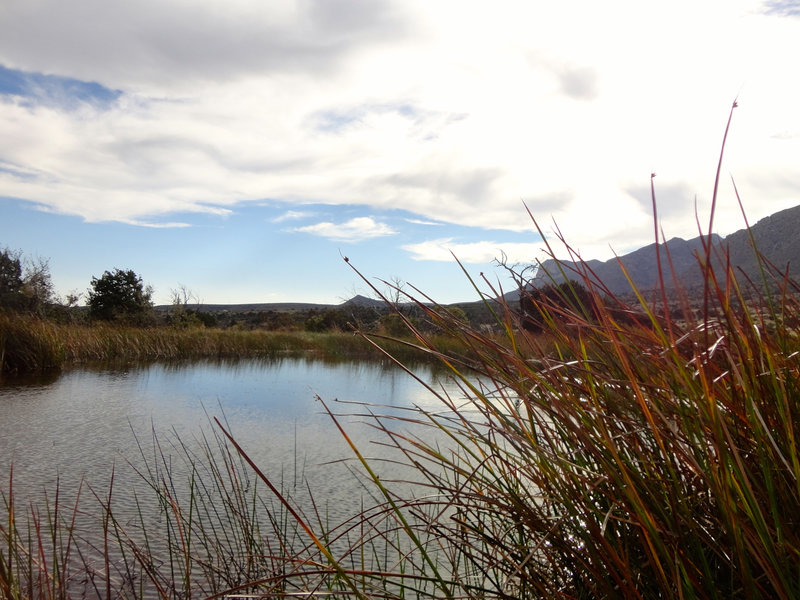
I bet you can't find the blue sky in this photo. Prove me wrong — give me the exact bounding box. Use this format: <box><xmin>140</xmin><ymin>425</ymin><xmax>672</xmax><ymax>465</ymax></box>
<box><xmin>2</xmin><ymin>0</ymin><xmax>799</xmax><ymax>305</ymax></box>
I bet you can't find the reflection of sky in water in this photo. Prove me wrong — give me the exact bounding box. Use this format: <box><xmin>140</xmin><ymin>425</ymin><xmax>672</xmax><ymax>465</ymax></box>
<box><xmin>0</xmin><ymin>358</ymin><xmax>467</xmax><ymax>525</ymax></box>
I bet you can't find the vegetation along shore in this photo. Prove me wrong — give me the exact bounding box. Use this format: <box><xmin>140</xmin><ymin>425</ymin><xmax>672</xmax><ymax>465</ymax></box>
<box><xmin>0</xmin><ymin>257</ymin><xmax>482</xmax><ymax>375</ymax></box>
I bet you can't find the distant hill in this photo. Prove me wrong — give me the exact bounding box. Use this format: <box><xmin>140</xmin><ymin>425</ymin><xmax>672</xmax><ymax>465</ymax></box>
<box><xmin>155</xmin><ymin>301</ymin><xmax>334</xmax><ymax>313</ymax></box>
<box><xmin>722</xmin><ymin>205</ymin><xmax>800</xmax><ymax>283</ymax></box>
<box><xmin>532</xmin><ymin>204</ymin><xmax>800</xmax><ymax>296</ymax></box>
<box><xmin>156</xmin><ymin>294</ymin><xmax>388</xmax><ymax>314</ymax></box>
<box><xmin>341</xmin><ymin>294</ymin><xmax>386</xmax><ymax>308</ymax></box>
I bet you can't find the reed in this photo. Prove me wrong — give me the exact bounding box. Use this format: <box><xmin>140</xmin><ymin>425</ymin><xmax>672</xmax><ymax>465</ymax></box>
<box><xmin>279</xmin><ymin>102</ymin><xmax>800</xmax><ymax>598</ymax></box>
<box><xmin>0</xmin><ymin>318</ymin><xmax>457</xmax><ymax>375</ymax></box>
<box><xmin>337</xmin><ymin>237</ymin><xmax>800</xmax><ymax>598</ymax></box>
<box><xmin>1</xmin><ymin>420</ymin><xmax>329</xmax><ymax>599</ymax></box>
<box><xmin>156</xmin><ymin>208</ymin><xmax>800</xmax><ymax>598</ymax></box>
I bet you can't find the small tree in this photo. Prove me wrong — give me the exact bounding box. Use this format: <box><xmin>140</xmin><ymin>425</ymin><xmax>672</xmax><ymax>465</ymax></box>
<box><xmin>21</xmin><ymin>256</ymin><xmax>55</xmax><ymax>315</ymax></box>
<box><xmin>88</xmin><ymin>268</ymin><xmax>153</xmax><ymax>322</ymax></box>
<box><xmin>0</xmin><ymin>248</ymin><xmax>23</xmax><ymax>301</ymax></box>
<box><xmin>1</xmin><ymin>248</ymin><xmax>57</xmax><ymax>315</ymax></box>
<box><xmin>169</xmin><ymin>284</ymin><xmax>203</xmax><ymax>328</ymax></box>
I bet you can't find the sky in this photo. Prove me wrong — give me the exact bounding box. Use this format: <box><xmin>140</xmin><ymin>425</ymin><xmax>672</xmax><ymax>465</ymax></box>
<box><xmin>1</xmin><ymin>0</ymin><xmax>800</xmax><ymax>306</ymax></box>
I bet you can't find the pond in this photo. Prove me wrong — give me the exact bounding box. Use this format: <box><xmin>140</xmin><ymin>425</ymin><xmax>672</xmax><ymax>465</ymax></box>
<box><xmin>0</xmin><ymin>357</ymin><xmax>504</xmax><ymax>598</ymax></box>
<box><xmin>0</xmin><ymin>358</ymin><xmax>463</xmax><ymax>519</ymax></box>
<box><xmin>0</xmin><ymin>357</ymin><xmax>479</xmax><ymax>596</ymax></box>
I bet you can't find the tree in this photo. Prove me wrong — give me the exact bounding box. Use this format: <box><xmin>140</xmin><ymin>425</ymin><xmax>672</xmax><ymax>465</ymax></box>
<box><xmin>0</xmin><ymin>248</ymin><xmax>23</xmax><ymax>298</ymax></box>
<box><xmin>1</xmin><ymin>248</ymin><xmax>56</xmax><ymax>314</ymax></box>
<box><xmin>88</xmin><ymin>268</ymin><xmax>153</xmax><ymax>322</ymax></box>
<box><xmin>21</xmin><ymin>256</ymin><xmax>55</xmax><ymax>315</ymax></box>
<box><xmin>169</xmin><ymin>284</ymin><xmax>203</xmax><ymax>328</ymax></box>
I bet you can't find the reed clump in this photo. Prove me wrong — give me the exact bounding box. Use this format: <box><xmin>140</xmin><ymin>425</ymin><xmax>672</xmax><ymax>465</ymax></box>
<box><xmin>176</xmin><ymin>198</ymin><xmax>800</xmax><ymax>599</ymax></box>
<box><xmin>334</xmin><ymin>224</ymin><xmax>800</xmax><ymax>598</ymax></box>
<box><xmin>0</xmin><ymin>422</ymin><xmax>337</xmax><ymax>600</ymax></box>
<box><xmin>0</xmin><ymin>317</ymin><xmax>428</xmax><ymax>375</ymax></box>
<box><xmin>234</xmin><ymin>103</ymin><xmax>800</xmax><ymax>597</ymax></box>
<box><xmin>0</xmin><ymin>313</ymin><xmax>476</xmax><ymax>375</ymax></box>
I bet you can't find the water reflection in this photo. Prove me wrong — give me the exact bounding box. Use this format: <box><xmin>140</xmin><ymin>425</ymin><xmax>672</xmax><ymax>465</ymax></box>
<box><xmin>0</xmin><ymin>358</ymin><xmax>462</xmax><ymax>521</ymax></box>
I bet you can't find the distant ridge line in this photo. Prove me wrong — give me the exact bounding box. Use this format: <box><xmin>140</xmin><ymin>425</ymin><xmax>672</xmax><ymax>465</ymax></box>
<box><xmin>155</xmin><ymin>294</ymin><xmax>386</xmax><ymax>313</ymax></box>
<box><xmin>531</xmin><ymin>204</ymin><xmax>800</xmax><ymax>296</ymax></box>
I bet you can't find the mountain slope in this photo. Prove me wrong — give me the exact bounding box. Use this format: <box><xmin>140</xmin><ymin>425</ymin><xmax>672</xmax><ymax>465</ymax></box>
<box><xmin>532</xmin><ymin>205</ymin><xmax>800</xmax><ymax>295</ymax></box>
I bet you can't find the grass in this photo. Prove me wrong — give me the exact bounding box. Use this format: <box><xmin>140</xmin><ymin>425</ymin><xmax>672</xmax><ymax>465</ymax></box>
<box><xmin>4</xmin><ymin>102</ymin><xmax>800</xmax><ymax>598</ymax></box>
<box><xmin>0</xmin><ymin>317</ymin><xmax>476</xmax><ymax>376</ymax></box>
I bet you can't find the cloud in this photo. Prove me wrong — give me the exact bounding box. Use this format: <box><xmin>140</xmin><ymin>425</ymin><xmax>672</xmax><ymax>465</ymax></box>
<box><xmin>554</xmin><ymin>65</ymin><xmax>599</xmax><ymax>101</ymax></box>
<box><xmin>121</xmin><ymin>219</ymin><xmax>191</xmax><ymax>229</ymax></box>
<box><xmin>625</xmin><ymin>181</ymin><xmax>697</xmax><ymax>221</ymax></box>
<box><xmin>310</xmin><ymin>103</ymin><xmax>419</xmax><ymax>134</ymax></box>
<box><xmin>293</xmin><ymin>217</ymin><xmax>396</xmax><ymax>241</ymax></box>
<box><xmin>762</xmin><ymin>0</ymin><xmax>800</xmax><ymax>16</ymax></box>
<box><xmin>0</xmin><ymin>1</ymin><xmax>412</xmax><ymax>93</ymax></box>
<box><xmin>382</xmin><ymin>167</ymin><xmax>505</xmax><ymax>205</ymax></box>
<box><xmin>307</xmin><ymin>102</ymin><xmax>466</xmax><ymax>147</ymax></box>
<box><xmin>405</xmin><ymin>218</ymin><xmax>442</xmax><ymax>226</ymax></box>
<box><xmin>403</xmin><ymin>238</ymin><xmax>541</xmax><ymax>264</ymax></box>
<box><xmin>771</xmin><ymin>131</ymin><xmax>800</xmax><ymax>140</ymax></box>
<box><xmin>271</xmin><ymin>210</ymin><xmax>315</xmax><ymax>223</ymax></box>
<box><xmin>1</xmin><ymin>0</ymin><xmax>799</xmax><ymax>256</ymax></box>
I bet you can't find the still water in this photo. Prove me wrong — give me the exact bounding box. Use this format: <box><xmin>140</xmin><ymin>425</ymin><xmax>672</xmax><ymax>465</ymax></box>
<box><xmin>0</xmin><ymin>358</ymin><xmax>462</xmax><ymax>524</ymax></box>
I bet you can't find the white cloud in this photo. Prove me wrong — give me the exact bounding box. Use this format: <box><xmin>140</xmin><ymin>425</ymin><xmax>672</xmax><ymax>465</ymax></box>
<box><xmin>403</xmin><ymin>238</ymin><xmax>541</xmax><ymax>264</ymax></box>
<box><xmin>1</xmin><ymin>0</ymin><xmax>799</xmax><ymax>259</ymax></box>
<box><xmin>405</xmin><ymin>217</ymin><xmax>442</xmax><ymax>226</ymax></box>
<box><xmin>0</xmin><ymin>0</ymin><xmax>411</xmax><ymax>93</ymax></box>
<box><xmin>272</xmin><ymin>210</ymin><xmax>315</xmax><ymax>223</ymax></box>
<box><xmin>121</xmin><ymin>219</ymin><xmax>191</xmax><ymax>229</ymax></box>
<box><xmin>293</xmin><ymin>217</ymin><xmax>396</xmax><ymax>241</ymax></box>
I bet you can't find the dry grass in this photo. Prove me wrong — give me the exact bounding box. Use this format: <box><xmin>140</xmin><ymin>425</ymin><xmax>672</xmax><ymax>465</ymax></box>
<box><xmin>0</xmin><ymin>318</ymin><xmax>469</xmax><ymax>375</ymax></box>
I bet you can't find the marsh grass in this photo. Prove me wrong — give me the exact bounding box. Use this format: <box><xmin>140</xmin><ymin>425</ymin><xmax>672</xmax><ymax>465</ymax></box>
<box><xmin>1</xmin><ymin>416</ymin><xmax>376</xmax><ymax>600</ymax></box>
<box><xmin>0</xmin><ymin>319</ymin><xmax>468</xmax><ymax>375</ymax></box>
<box><xmin>344</xmin><ymin>244</ymin><xmax>800</xmax><ymax>597</ymax></box>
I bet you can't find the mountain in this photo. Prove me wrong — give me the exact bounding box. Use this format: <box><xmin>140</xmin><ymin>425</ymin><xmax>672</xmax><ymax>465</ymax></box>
<box><xmin>532</xmin><ymin>205</ymin><xmax>800</xmax><ymax>296</ymax></box>
<box><xmin>340</xmin><ymin>294</ymin><xmax>387</xmax><ymax>308</ymax></box>
<box><xmin>722</xmin><ymin>205</ymin><xmax>800</xmax><ymax>283</ymax></box>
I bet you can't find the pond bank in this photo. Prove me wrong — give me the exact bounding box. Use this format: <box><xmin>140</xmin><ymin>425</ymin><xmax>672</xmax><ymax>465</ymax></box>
<box><xmin>0</xmin><ymin>313</ymin><xmax>474</xmax><ymax>376</ymax></box>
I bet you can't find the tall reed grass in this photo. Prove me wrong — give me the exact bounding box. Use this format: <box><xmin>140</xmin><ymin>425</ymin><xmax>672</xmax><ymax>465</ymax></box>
<box><xmin>0</xmin><ymin>318</ymin><xmax>464</xmax><ymax>375</ymax></box>
<box><xmin>0</xmin><ymin>419</ymin><xmax>348</xmax><ymax>599</ymax></box>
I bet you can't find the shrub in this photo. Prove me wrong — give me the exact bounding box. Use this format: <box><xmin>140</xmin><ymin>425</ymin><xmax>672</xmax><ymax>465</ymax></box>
<box><xmin>88</xmin><ymin>268</ymin><xmax>154</xmax><ymax>323</ymax></box>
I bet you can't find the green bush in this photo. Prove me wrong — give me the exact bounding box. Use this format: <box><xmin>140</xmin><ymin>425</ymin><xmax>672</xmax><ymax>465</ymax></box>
<box><xmin>88</xmin><ymin>268</ymin><xmax>154</xmax><ymax>323</ymax></box>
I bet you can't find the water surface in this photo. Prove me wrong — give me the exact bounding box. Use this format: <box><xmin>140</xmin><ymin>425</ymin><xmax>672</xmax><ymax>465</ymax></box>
<box><xmin>0</xmin><ymin>357</ymin><xmax>460</xmax><ymax>520</ymax></box>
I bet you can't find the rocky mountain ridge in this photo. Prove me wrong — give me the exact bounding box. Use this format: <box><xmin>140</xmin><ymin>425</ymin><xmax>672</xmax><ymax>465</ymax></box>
<box><xmin>531</xmin><ymin>205</ymin><xmax>800</xmax><ymax>296</ymax></box>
